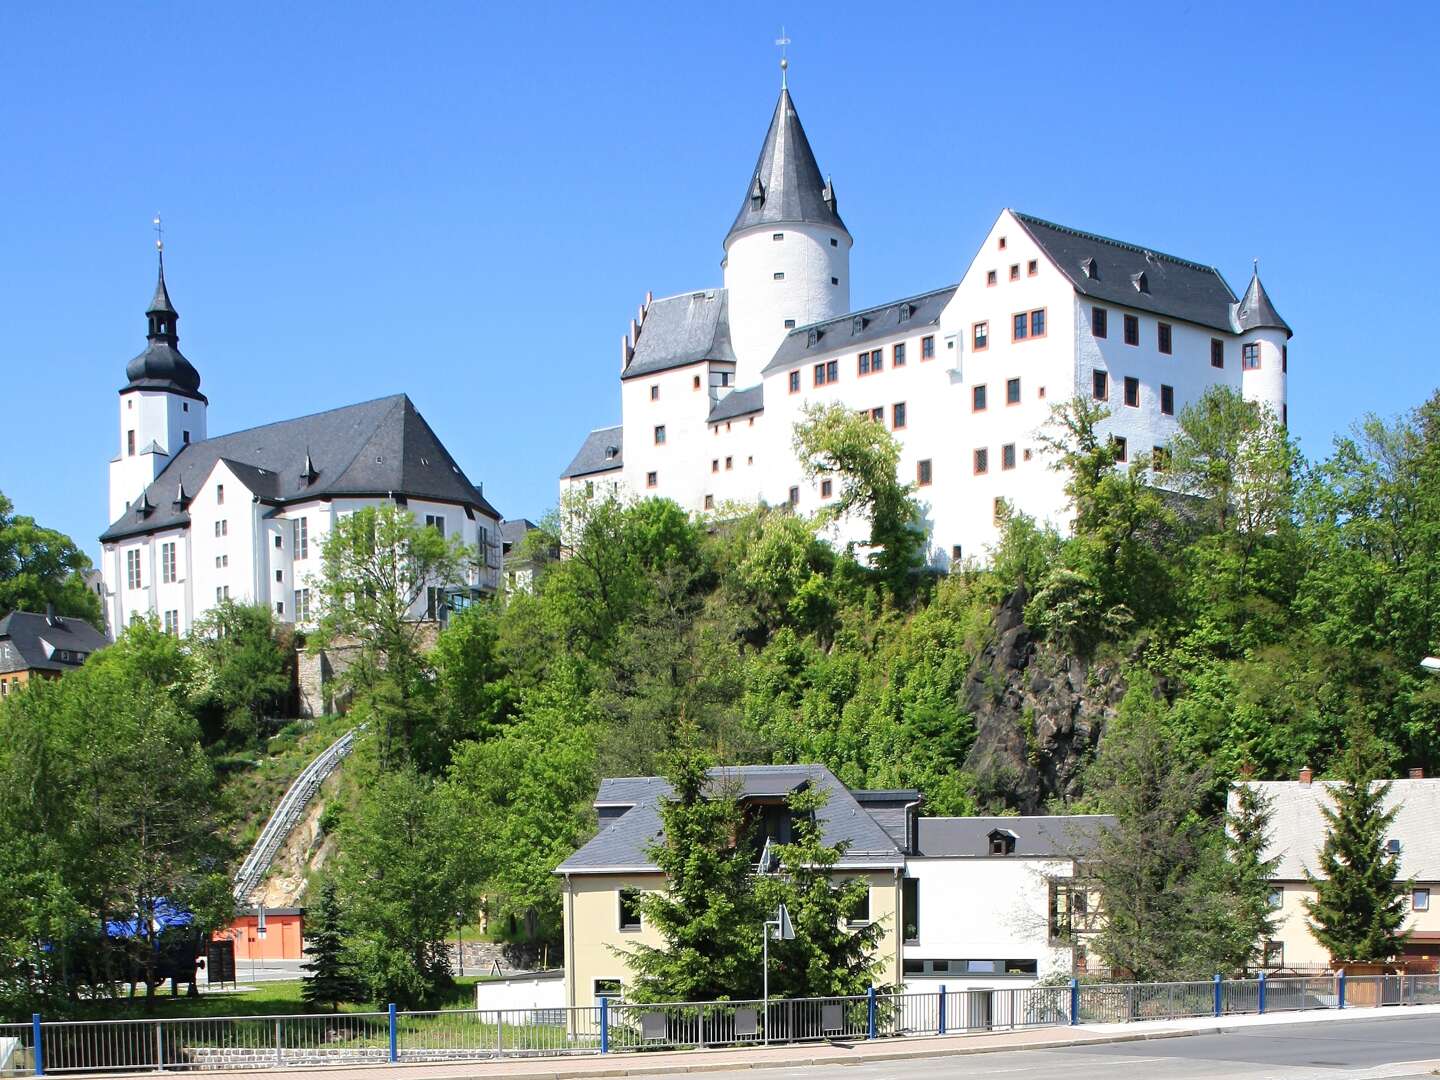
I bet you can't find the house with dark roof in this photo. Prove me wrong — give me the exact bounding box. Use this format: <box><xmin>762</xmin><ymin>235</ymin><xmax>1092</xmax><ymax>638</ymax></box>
<box><xmin>562</xmin><ymin>63</ymin><xmax>1292</xmax><ymax>566</ymax></box>
<box><xmin>100</xmin><ymin>247</ymin><xmax>502</xmax><ymax>649</ymax></box>
<box><xmin>0</xmin><ymin>610</ymin><xmax>109</xmax><ymax>697</ymax></box>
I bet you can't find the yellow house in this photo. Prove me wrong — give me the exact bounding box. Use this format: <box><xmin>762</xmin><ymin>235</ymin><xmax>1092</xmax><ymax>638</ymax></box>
<box><xmin>555</xmin><ymin>765</ymin><xmax>916</xmax><ymax>1007</ymax></box>
<box><xmin>1234</xmin><ymin>771</ymin><xmax>1440</xmax><ymax>970</ymax></box>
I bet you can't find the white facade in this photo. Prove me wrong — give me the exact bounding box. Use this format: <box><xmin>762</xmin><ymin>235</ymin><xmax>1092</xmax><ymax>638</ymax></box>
<box><xmin>108</xmin><ymin>388</ymin><xmax>207</xmax><ymax>523</ymax></box>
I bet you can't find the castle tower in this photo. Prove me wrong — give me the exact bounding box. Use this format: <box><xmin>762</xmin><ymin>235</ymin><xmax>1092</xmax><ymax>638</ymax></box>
<box><xmin>722</xmin><ymin>75</ymin><xmax>852</xmax><ymax>386</ymax></box>
<box><xmin>1234</xmin><ymin>264</ymin><xmax>1291</xmax><ymax>425</ymax></box>
<box><xmin>108</xmin><ymin>240</ymin><xmax>208</xmax><ymax>522</ymax></box>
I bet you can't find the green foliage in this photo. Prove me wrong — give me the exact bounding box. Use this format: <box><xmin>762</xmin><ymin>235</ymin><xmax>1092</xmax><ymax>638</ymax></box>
<box><xmin>1218</xmin><ymin>781</ymin><xmax>1281</xmax><ymax>972</ymax></box>
<box><xmin>1303</xmin><ymin>731</ymin><xmax>1410</xmax><ymax>962</ymax></box>
<box><xmin>300</xmin><ymin>879</ymin><xmax>363</xmax><ymax>1011</ymax></box>
<box><xmin>0</xmin><ymin>489</ymin><xmax>104</xmax><ymax>628</ymax></box>
<box><xmin>428</xmin><ymin>602</ymin><xmax>517</xmax><ymax>769</ymax></box>
<box><xmin>187</xmin><ymin>601</ymin><xmax>294</xmax><ymax>749</ymax></box>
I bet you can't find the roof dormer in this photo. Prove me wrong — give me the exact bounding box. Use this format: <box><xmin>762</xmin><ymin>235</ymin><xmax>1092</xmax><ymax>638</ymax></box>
<box><xmin>988</xmin><ymin>828</ymin><xmax>1018</xmax><ymax>856</ymax></box>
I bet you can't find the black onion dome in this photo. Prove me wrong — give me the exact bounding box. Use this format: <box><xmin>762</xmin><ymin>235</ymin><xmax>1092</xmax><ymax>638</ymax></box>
<box><xmin>123</xmin><ymin>259</ymin><xmax>206</xmax><ymax>401</ymax></box>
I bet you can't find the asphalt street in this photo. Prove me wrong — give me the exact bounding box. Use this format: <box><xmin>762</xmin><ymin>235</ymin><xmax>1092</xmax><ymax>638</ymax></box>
<box><xmin>623</xmin><ymin>1015</ymin><xmax>1440</xmax><ymax>1080</ymax></box>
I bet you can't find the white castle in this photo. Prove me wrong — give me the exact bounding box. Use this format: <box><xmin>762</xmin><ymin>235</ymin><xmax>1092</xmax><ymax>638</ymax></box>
<box><xmin>561</xmin><ymin>75</ymin><xmax>1291</xmax><ymax>564</ymax></box>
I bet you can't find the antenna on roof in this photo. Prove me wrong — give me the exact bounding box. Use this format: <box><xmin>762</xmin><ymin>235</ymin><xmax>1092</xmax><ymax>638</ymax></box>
<box><xmin>775</xmin><ymin>27</ymin><xmax>791</xmax><ymax>89</ymax></box>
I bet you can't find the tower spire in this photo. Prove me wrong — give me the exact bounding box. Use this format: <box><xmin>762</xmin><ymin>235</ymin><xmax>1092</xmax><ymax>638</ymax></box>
<box><xmin>775</xmin><ymin>27</ymin><xmax>790</xmax><ymax>89</ymax></box>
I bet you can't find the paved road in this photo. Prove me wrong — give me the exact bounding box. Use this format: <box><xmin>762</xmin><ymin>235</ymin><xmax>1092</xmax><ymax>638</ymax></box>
<box><xmin>623</xmin><ymin>1015</ymin><xmax>1440</xmax><ymax>1080</ymax></box>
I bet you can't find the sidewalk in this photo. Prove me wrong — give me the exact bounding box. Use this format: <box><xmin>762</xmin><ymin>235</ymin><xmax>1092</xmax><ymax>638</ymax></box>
<box><xmin>91</xmin><ymin>1002</ymin><xmax>1440</xmax><ymax>1080</ymax></box>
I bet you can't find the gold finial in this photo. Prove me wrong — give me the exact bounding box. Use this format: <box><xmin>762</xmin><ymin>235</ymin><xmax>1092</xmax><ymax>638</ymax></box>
<box><xmin>153</xmin><ymin>214</ymin><xmax>165</xmax><ymax>254</ymax></box>
<box><xmin>775</xmin><ymin>27</ymin><xmax>791</xmax><ymax>89</ymax></box>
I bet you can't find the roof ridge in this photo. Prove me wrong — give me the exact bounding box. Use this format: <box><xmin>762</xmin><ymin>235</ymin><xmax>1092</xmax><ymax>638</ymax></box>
<box><xmin>189</xmin><ymin>392</ymin><xmax>411</xmax><ymax>448</ymax></box>
<box><xmin>645</xmin><ymin>286</ymin><xmax>725</xmax><ymax>307</ymax></box>
<box><xmin>1013</xmin><ymin>211</ymin><xmax>1224</xmax><ymax>278</ymax></box>
<box><xmin>784</xmin><ymin>284</ymin><xmax>959</xmax><ymax>337</ymax></box>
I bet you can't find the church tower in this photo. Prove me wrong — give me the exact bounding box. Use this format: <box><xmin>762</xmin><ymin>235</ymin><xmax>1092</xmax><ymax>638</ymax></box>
<box><xmin>108</xmin><ymin>236</ymin><xmax>208</xmax><ymax>523</ymax></box>
<box><xmin>722</xmin><ymin>70</ymin><xmax>852</xmax><ymax>386</ymax></box>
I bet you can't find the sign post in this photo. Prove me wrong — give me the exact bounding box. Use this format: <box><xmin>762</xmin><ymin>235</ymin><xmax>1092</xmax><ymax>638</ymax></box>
<box><xmin>761</xmin><ymin>904</ymin><xmax>795</xmax><ymax>1046</ymax></box>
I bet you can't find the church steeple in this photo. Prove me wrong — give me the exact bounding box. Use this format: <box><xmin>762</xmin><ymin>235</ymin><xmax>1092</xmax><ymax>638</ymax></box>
<box><xmin>146</xmin><ymin>252</ymin><xmax>179</xmax><ymax>346</ymax></box>
<box><xmin>124</xmin><ymin>225</ymin><xmax>205</xmax><ymax>402</ymax></box>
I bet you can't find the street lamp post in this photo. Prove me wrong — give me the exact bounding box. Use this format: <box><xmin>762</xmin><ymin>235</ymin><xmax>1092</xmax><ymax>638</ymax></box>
<box><xmin>761</xmin><ymin>904</ymin><xmax>794</xmax><ymax>1045</ymax></box>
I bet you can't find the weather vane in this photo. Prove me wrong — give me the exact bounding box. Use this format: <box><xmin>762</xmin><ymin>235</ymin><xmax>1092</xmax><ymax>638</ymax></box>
<box><xmin>153</xmin><ymin>214</ymin><xmax>165</xmax><ymax>254</ymax></box>
<box><xmin>775</xmin><ymin>27</ymin><xmax>791</xmax><ymax>88</ymax></box>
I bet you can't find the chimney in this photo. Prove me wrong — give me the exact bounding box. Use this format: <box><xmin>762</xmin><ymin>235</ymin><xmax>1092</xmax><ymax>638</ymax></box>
<box><xmin>1409</xmin><ymin>768</ymin><xmax>1424</xmax><ymax>780</ymax></box>
<box><xmin>1298</xmin><ymin>766</ymin><xmax>1313</xmax><ymax>785</ymax></box>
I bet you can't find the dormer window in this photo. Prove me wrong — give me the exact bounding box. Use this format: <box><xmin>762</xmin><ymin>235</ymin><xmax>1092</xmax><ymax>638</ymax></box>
<box><xmin>1132</xmin><ymin>270</ymin><xmax>1150</xmax><ymax>294</ymax></box>
<box><xmin>988</xmin><ymin>829</ymin><xmax>1018</xmax><ymax>856</ymax></box>
<box><xmin>852</xmin><ymin>317</ymin><xmax>865</xmax><ymax>335</ymax></box>
<box><xmin>899</xmin><ymin>303</ymin><xmax>914</xmax><ymax>321</ymax></box>
<box><xmin>807</xmin><ymin>329</ymin><xmax>820</xmax><ymax>347</ymax></box>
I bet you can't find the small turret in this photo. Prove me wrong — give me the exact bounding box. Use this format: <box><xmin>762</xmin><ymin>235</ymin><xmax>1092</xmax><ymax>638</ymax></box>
<box><xmin>1235</xmin><ymin>262</ymin><xmax>1290</xmax><ymax>425</ymax></box>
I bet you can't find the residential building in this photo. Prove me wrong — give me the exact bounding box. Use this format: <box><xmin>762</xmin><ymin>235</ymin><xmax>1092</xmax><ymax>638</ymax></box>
<box><xmin>1234</xmin><ymin>772</ymin><xmax>1440</xmax><ymax>970</ymax></box>
<box><xmin>902</xmin><ymin>815</ymin><xmax>1111</xmax><ymax>990</ymax></box>
<box><xmin>555</xmin><ymin>765</ymin><xmax>913</xmax><ymax>1007</ymax></box>
<box><xmin>0</xmin><ymin>610</ymin><xmax>109</xmax><ymax>697</ymax></box>
<box><xmin>562</xmin><ymin>71</ymin><xmax>1292</xmax><ymax>565</ymax></box>
<box><xmin>500</xmin><ymin>518</ymin><xmax>556</xmax><ymax>595</ymax></box>
<box><xmin>99</xmin><ymin>252</ymin><xmax>502</xmax><ymax>638</ymax></box>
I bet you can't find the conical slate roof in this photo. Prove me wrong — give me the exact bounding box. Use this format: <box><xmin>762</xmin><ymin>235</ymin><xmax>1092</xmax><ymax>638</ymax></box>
<box><xmin>125</xmin><ymin>260</ymin><xmax>205</xmax><ymax>400</ymax></box>
<box><xmin>1235</xmin><ymin>270</ymin><xmax>1292</xmax><ymax>337</ymax></box>
<box><xmin>725</xmin><ymin>88</ymin><xmax>847</xmax><ymax>246</ymax></box>
<box><xmin>148</xmin><ymin>258</ymin><xmax>178</xmax><ymax>316</ymax></box>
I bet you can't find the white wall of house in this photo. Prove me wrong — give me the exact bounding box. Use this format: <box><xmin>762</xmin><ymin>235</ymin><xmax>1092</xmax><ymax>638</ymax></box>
<box><xmin>109</xmin><ymin>389</ymin><xmax>207</xmax><ymax>522</ymax></box>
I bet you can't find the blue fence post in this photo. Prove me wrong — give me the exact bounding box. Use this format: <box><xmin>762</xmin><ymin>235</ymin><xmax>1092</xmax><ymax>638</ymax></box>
<box><xmin>1213</xmin><ymin>974</ymin><xmax>1222</xmax><ymax>1018</ymax></box>
<box><xmin>1257</xmin><ymin>972</ymin><xmax>1266</xmax><ymax>1015</ymax></box>
<box><xmin>31</xmin><ymin>1013</ymin><xmax>42</xmax><ymax>1077</ymax></box>
<box><xmin>600</xmin><ymin>996</ymin><xmax>609</xmax><ymax>1054</ymax></box>
<box><xmin>1337</xmin><ymin>970</ymin><xmax>1346</xmax><ymax>1010</ymax></box>
<box><xmin>387</xmin><ymin>1003</ymin><xmax>397</xmax><ymax>1063</ymax></box>
<box><xmin>1069</xmin><ymin>978</ymin><xmax>1079</xmax><ymax>1026</ymax></box>
<box><xmin>866</xmin><ymin>987</ymin><xmax>877</xmax><ymax>1039</ymax></box>
<box><xmin>938</xmin><ymin>986</ymin><xmax>947</xmax><ymax>1035</ymax></box>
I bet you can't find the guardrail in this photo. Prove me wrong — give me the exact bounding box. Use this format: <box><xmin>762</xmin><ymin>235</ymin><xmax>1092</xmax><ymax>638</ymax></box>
<box><xmin>12</xmin><ymin>973</ymin><xmax>1440</xmax><ymax>1074</ymax></box>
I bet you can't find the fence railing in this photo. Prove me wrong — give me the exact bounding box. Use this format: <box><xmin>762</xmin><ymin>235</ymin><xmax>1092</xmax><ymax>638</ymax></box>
<box><xmin>12</xmin><ymin>973</ymin><xmax>1440</xmax><ymax>1074</ymax></box>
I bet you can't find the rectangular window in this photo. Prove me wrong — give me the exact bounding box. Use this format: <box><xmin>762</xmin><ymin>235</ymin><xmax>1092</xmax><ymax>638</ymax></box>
<box><xmin>893</xmin><ymin>342</ymin><xmax>906</xmax><ymax>367</ymax></box>
<box><xmin>814</xmin><ymin>362</ymin><xmax>829</xmax><ymax>387</ymax></box>
<box><xmin>127</xmin><ymin>430</ymin><xmax>136</xmax><ymax>456</ymax></box>
<box><xmin>870</xmin><ymin>406</ymin><xmax>884</xmax><ymax>422</ymax></box>
<box><xmin>1013</xmin><ymin>313</ymin><xmax>1028</xmax><ymax>341</ymax></box>
<box><xmin>160</xmin><ymin>542</ymin><xmax>176</xmax><ymax>584</ymax></box>
<box><xmin>892</xmin><ymin>402</ymin><xmax>907</xmax><ymax>429</ymax></box>
<box><xmin>183</xmin><ymin>431</ymin><xmax>190</xmax><ymax>444</ymax></box>
<box><xmin>788</xmin><ymin>486</ymin><xmax>800</xmax><ymax>507</ymax></box>
<box><xmin>1092</xmin><ymin>370</ymin><xmax>1109</xmax><ymax>400</ymax></box>
<box><xmin>126</xmin><ymin>549</ymin><xmax>142</xmax><ymax>589</ymax></box>
<box><xmin>847</xmin><ymin>885</ymin><xmax>871</xmax><ymax>925</ymax></box>
<box><xmin>649</xmin><ymin>384</ymin><xmax>659</xmax><ymax>401</ymax></box>
<box><xmin>921</xmin><ymin>336</ymin><xmax>935</xmax><ymax>360</ymax></box>
<box><xmin>295</xmin><ymin>588</ymin><xmax>311</xmax><ymax>621</ymax></box>
<box><xmin>274</xmin><ymin>533</ymin><xmax>283</xmax><ymax>549</ymax></box>
<box><xmin>820</xmin><ymin>478</ymin><xmax>833</xmax><ymax>498</ymax></box>
<box><xmin>216</xmin><ymin>484</ymin><xmax>225</xmax><ymax>505</ymax></box>
<box><xmin>1283</xmin><ymin>344</ymin><xmax>1288</xmax><ymax>373</ymax></box>
<box><xmin>1414</xmin><ymin>888</ymin><xmax>1431</xmax><ymax>912</ymax></box>
<box><xmin>1123</xmin><ymin>314</ymin><xmax>1139</xmax><ymax>346</ymax></box>
<box><xmin>788</xmin><ymin>370</ymin><xmax>800</xmax><ymax>393</ymax></box>
<box><xmin>294</xmin><ymin>517</ymin><xmax>309</xmax><ymax>560</ymax></box>
<box><xmin>1124</xmin><ymin>376</ymin><xmax>1140</xmax><ymax>408</ymax></box>
<box><xmin>654</xmin><ymin>425</ymin><xmax>666</xmax><ymax>445</ymax></box>
<box><xmin>1006</xmin><ymin>377</ymin><xmax>1021</xmax><ymax>405</ymax></box>
<box><xmin>973</xmin><ymin>384</ymin><xmax>987</xmax><ymax>411</ymax></box>
<box><xmin>1211</xmin><ymin>338</ymin><xmax>1225</xmax><ymax>368</ymax></box>
<box><xmin>163</xmin><ymin>609</ymin><xmax>179</xmax><ymax>635</ymax></box>
<box><xmin>275</xmin><ymin>569</ymin><xmax>283</xmax><ymax>584</ymax></box>
<box><xmin>425</xmin><ymin>514</ymin><xmax>446</xmax><ymax>538</ymax></box>
<box><xmin>1027</xmin><ymin>259</ymin><xmax>1038</xmax><ymax>276</ymax></box>
<box><xmin>1009</xmin><ymin>263</ymin><xmax>1020</xmax><ymax>281</ymax></box>
<box><xmin>1158</xmin><ymin>322</ymin><xmax>1172</xmax><ymax>354</ymax></box>
<box><xmin>1262</xmin><ymin>941</ymin><xmax>1284</xmax><ymax>968</ymax></box>
<box><xmin>619</xmin><ymin>889</ymin><xmax>642</xmax><ymax>930</ymax></box>
<box><xmin>917</xmin><ymin>459</ymin><xmax>932</xmax><ymax>486</ymax></box>
<box><xmin>1267</xmin><ymin>886</ymin><xmax>1284</xmax><ymax>909</ymax></box>
<box><xmin>275</xmin><ymin>601</ymin><xmax>285</xmax><ymax>616</ymax></box>
<box><xmin>1113</xmin><ymin>435</ymin><xmax>1128</xmax><ymax>462</ymax></box>
<box><xmin>1243</xmin><ymin>342</ymin><xmax>1261</xmax><ymax>370</ymax></box>
<box><xmin>1160</xmin><ymin>384</ymin><xmax>1175</xmax><ymax>415</ymax></box>
<box><xmin>1002</xmin><ymin>443</ymin><xmax>1017</xmax><ymax>470</ymax></box>
<box><xmin>974</xmin><ymin>448</ymin><xmax>989</xmax><ymax>475</ymax></box>
<box><xmin>773</xmin><ymin>271</ymin><xmax>784</xmax><ymax>280</ymax></box>
<box><xmin>711</xmin><ymin>458</ymin><xmax>719</xmax><ymax>473</ymax></box>
<box><xmin>972</xmin><ymin>321</ymin><xmax>988</xmax><ymax>350</ymax></box>
<box><xmin>826</xmin><ymin>359</ymin><xmax>838</xmax><ymax>382</ymax></box>
<box><xmin>986</xmin><ymin>269</ymin><xmax>997</xmax><ymax>286</ymax></box>
<box><xmin>703</xmin><ymin>494</ymin><xmax>714</xmax><ymax>510</ymax></box>
<box><xmin>645</xmin><ymin>471</ymin><xmax>657</xmax><ymax>488</ymax></box>
<box><xmin>1030</xmin><ymin>309</ymin><xmax>1046</xmax><ymax>337</ymax></box>
<box><xmin>1152</xmin><ymin>445</ymin><xmax>1171</xmax><ymax>472</ymax></box>
<box><xmin>902</xmin><ymin>877</ymin><xmax>920</xmax><ymax>944</ymax></box>
<box><xmin>1092</xmin><ymin>307</ymin><xmax>1108</xmax><ymax>339</ymax></box>
<box><xmin>994</xmin><ymin>496</ymin><xmax>1006</xmax><ymax>524</ymax></box>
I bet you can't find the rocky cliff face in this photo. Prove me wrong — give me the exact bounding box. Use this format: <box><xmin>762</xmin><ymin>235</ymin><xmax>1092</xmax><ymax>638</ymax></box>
<box><xmin>961</xmin><ymin>588</ymin><xmax>1129</xmax><ymax>813</ymax></box>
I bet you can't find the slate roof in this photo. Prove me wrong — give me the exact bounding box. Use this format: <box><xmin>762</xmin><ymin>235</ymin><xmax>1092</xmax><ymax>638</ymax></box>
<box><xmin>1235</xmin><ymin>780</ymin><xmax>1440</xmax><ymax>881</ymax></box>
<box><xmin>1235</xmin><ymin>271</ymin><xmax>1293</xmax><ymax>337</ymax></box>
<box><xmin>621</xmin><ymin>290</ymin><xmax>736</xmax><ymax>381</ymax></box>
<box><xmin>125</xmin><ymin>261</ymin><xmax>205</xmax><ymax>401</ymax></box>
<box><xmin>101</xmin><ymin>394</ymin><xmax>498</xmax><ymax>543</ymax></box>
<box><xmin>0</xmin><ymin>612</ymin><xmax>109</xmax><ymax>675</ymax></box>
<box><xmin>557</xmin><ymin>764</ymin><xmax>907</xmax><ymax>874</ymax></box>
<box><xmin>560</xmin><ymin>425</ymin><xmax>623</xmax><ymax>479</ymax></box>
<box><xmin>725</xmin><ymin>88</ymin><xmax>848</xmax><ymax>246</ymax></box>
<box><xmin>914</xmin><ymin>815</ymin><xmax>1114</xmax><ymax>859</ymax></box>
<box><xmin>708</xmin><ymin>384</ymin><xmax>764</xmax><ymax>424</ymax></box>
<box><xmin>500</xmin><ymin>519</ymin><xmax>537</xmax><ymax>548</ymax></box>
<box><xmin>761</xmin><ymin>285</ymin><xmax>956</xmax><ymax>375</ymax></box>
<box><xmin>1013</xmin><ymin>212</ymin><xmax>1246</xmax><ymax>334</ymax></box>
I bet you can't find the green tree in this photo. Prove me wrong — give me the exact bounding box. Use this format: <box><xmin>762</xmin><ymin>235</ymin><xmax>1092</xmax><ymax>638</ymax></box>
<box><xmin>301</xmin><ymin>879</ymin><xmax>363</xmax><ymax>1012</ymax></box>
<box><xmin>1303</xmin><ymin>733</ymin><xmax>1409</xmax><ymax>963</ymax></box>
<box><xmin>0</xmin><ymin>490</ymin><xmax>104</xmax><ymax>628</ymax></box>
<box><xmin>187</xmin><ymin>601</ymin><xmax>294</xmax><ymax>748</ymax></box>
<box><xmin>792</xmin><ymin>403</ymin><xmax>925</xmax><ymax>599</ymax></box>
<box><xmin>1218</xmin><ymin>780</ymin><xmax>1281</xmax><ymax>972</ymax></box>
<box><xmin>620</xmin><ymin>745</ymin><xmax>763</xmax><ymax>1002</ymax></box>
<box><xmin>428</xmin><ymin>602</ymin><xmax>517</xmax><ymax>771</ymax></box>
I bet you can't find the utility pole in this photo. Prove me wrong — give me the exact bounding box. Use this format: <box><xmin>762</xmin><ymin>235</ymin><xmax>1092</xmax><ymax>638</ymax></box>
<box><xmin>761</xmin><ymin>904</ymin><xmax>795</xmax><ymax>1045</ymax></box>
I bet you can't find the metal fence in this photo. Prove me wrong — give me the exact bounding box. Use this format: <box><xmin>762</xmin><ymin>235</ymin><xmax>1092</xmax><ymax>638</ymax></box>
<box><xmin>12</xmin><ymin>973</ymin><xmax>1440</xmax><ymax>1074</ymax></box>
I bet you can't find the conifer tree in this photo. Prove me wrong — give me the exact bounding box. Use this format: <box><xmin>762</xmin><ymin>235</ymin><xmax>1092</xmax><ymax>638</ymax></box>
<box><xmin>1303</xmin><ymin>736</ymin><xmax>1409</xmax><ymax>963</ymax></box>
<box><xmin>301</xmin><ymin>879</ymin><xmax>362</xmax><ymax>1012</ymax></box>
<box><xmin>1219</xmin><ymin>780</ymin><xmax>1281</xmax><ymax>972</ymax></box>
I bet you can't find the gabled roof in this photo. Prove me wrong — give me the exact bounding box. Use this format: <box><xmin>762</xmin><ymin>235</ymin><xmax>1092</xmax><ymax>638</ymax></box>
<box><xmin>0</xmin><ymin>611</ymin><xmax>109</xmax><ymax>675</ymax></box>
<box><xmin>761</xmin><ymin>285</ymin><xmax>956</xmax><ymax>375</ymax></box>
<box><xmin>557</xmin><ymin>764</ymin><xmax>907</xmax><ymax>874</ymax></box>
<box><xmin>708</xmin><ymin>384</ymin><xmax>764</xmax><ymax>424</ymax></box>
<box><xmin>1235</xmin><ymin>270</ymin><xmax>1293</xmax><ymax>337</ymax></box>
<box><xmin>725</xmin><ymin>88</ymin><xmax>848</xmax><ymax>246</ymax></box>
<box><xmin>1235</xmin><ymin>779</ymin><xmax>1440</xmax><ymax>881</ymax></box>
<box><xmin>100</xmin><ymin>394</ymin><xmax>498</xmax><ymax>543</ymax></box>
<box><xmin>621</xmin><ymin>290</ymin><xmax>736</xmax><ymax>381</ymax></box>
<box><xmin>500</xmin><ymin>519</ymin><xmax>538</xmax><ymax>547</ymax></box>
<box><xmin>560</xmin><ymin>425</ymin><xmax>623</xmax><ymax>480</ymax></box>
<box><xmin>914</xmin><ymin>815</ymin><xmax>1114</xmax><ymax>859</ymax></box>
<box><xmin>1013</xmin><ymin>212</ymin><xmax>1242</xmax><ymax>334</ymax></box>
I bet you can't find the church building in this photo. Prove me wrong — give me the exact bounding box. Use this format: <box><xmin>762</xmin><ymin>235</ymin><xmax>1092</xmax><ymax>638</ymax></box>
<box><xmin>562</xmin><ymin>71</ymin><xmax>1292</xmax><ymax>565</ymax></box>
<box><xmin>99</xmin><ymin>250</ymin><xmax>502</xmax><ymax>638</ymax></box>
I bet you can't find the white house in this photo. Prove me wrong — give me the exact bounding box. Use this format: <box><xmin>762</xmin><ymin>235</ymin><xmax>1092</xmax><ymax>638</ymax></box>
<box><xmin>99</xmin><ymin>253</ymin><xmax>502</xmax><ymax>638</ymax></box>
<box><xmin>562</xmin><ymin>70</ymin><xmax>1292</xmax><ymax>565</ymax></box>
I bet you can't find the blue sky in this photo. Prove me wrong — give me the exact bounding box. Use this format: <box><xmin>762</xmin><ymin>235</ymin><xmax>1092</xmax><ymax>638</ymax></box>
<box><xmin>3</xmin><ymin>2</ymin><xmax>1437</xmax><ymax>558</ymax></box>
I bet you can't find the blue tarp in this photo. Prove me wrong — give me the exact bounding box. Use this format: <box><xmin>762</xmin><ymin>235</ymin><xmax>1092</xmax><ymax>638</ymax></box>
<box><xmin>104</xmin><ymin>899</ymin><xmax>194</xmax><ymax>939</ymax></box>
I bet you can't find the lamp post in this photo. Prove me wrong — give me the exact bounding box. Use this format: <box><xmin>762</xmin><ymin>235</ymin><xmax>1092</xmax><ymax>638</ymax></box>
<box><xmin>761</xmin><ymin>904</ymin><xmax>794</xmax><ymax>1045</ymax></box>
